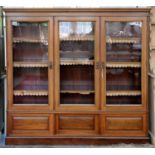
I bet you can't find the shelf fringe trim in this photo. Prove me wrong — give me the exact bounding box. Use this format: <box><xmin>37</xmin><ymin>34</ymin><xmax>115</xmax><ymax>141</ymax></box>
<box><xmin>14</xmin><ymin>90</ymin><xmax>48</xmax><ymax>96</ymax></box>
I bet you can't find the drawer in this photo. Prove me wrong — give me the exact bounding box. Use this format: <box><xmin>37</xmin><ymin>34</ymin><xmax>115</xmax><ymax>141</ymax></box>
<box><xmin>7</xmin><ymin>113</ymin><xmax>53</xmax><ymax>136</ymax></box>
<box><xmin>13</xmin><ymin>116</ymin><xmax>48</xmax><ymax>130</ymax></box>
<box><xmin>56</xmin><ymin>114</ymin><xmax>99</xmax><ymax>135</ymax></box>
<box><xmin>102</xmin><ymin>113</ymin><xmax>147</xmax><ymax>137</ymax></box>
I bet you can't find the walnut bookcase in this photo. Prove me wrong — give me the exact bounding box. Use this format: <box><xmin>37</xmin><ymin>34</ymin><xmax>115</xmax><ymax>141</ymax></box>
<box><xmin>4</xmin><ymin>8</ymin><xmax>150</xmax><ymax>145</ymax></box>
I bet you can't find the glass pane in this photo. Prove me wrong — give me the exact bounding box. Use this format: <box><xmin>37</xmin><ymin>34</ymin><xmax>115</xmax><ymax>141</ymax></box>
<box><xmin>14</xmin><ymin>96</ymin><xmax>48</xmax><ymax>104</ymax></box>
<box><xmin>61</xmin><ymin>93</ymin><xmax>94</xmax><ymax>104</ymax></box>
<box><xmin>13</xmin><ymin>22</ymin><xmax>48</xmax><ymax>62</ymax></box>
<box><xmin>105</xmin><ymin>21</ymin><xmax>142</xmax><ymax>105</ymax></box>
<box><xmin>107</xmin><ymin>96</ymin><xmax>141</xmax><ymax>105</ymax></box>
<box><xmin>13</xmin><ymin>68</ymin><xmax>48</xmax><ymax>90</ymax></box>
<box><xmin>12</xmin><ymin>22</ymin><xmax>48</xmax><ymax>104</ymax></box>
<box><xmin>13</xmin><ymin>43</ymin><xmax>48</xmax><ymax>62</ymax></box>
<box><xmin>59</xmin><ymin>22</ymin><xmax>95</xmax><ymax>105</ymax></box>
<box><xmin>106</xmin><ymin>68</ymin><xmax>141</xmax><ymax>90</ymax></box>
<box><xmin>106</xmin><ymin>22</ymin><xmax>142</xmax><ymax>62</ymax></box>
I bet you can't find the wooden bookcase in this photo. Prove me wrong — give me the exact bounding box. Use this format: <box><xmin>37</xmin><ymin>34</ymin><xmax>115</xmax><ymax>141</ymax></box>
<box><xmin>4</xmin><ymin>8</ymin><xmax>150</xmax><ymax>144</ymax></box>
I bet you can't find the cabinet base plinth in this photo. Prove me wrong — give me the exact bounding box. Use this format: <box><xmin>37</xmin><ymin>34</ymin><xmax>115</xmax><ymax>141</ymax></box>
<box><xmin>6</xmin><ymin>136</ymin><xmax>150</xmax><ymax>145</ymax></box>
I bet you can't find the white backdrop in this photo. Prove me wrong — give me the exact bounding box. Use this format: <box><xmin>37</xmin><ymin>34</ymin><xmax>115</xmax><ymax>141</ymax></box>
<box><xmin>0</xmin><ymin>0</ymin><xmax>155</xmax><ymax>7</ymax></box>
<box><xmin>0</xmin><ymin>0</ymin><xmax>155</xmax><ymax>155</ymax></box>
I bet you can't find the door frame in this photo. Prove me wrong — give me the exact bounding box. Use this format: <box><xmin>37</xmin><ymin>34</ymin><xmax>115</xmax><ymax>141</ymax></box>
<box><xmin>54</xmin><ymin>16</ymin><xmax>100</xmax><ymax>111</ymax></box>
<box><xmin>6</xmin><ymin>16</ymin><xmax>54</xmax><ymax>111</ymax></box>
<box><xmin>100</xmin><ymin>16</ymin><xmax>148</xmax><ymax>111</ymax></box>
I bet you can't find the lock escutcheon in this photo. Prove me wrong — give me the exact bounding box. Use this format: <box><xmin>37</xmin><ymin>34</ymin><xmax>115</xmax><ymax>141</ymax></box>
<box><xmin>48</xmin><ymin>61</ymin><xmax>53</xmax><ymax>69</ymax></box>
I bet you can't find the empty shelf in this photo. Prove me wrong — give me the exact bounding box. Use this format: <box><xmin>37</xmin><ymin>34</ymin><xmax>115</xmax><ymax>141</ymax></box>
<box><xmin>13</xmin><ymin>37</ymin><xmax>48</xmax><ymax>44</ymax></box>
<box><xmin>60</xmin><ymin>59</ymin><xmax>94</xmax><ymax>65</ymax></box>
<box><xmin>14</xmin><ymin>90</ymin><xmax>48</xmax><ymax>96</ymax></box>
<box><xmin>14</xmin><ymin>62</ymin><xmax>48</xmax><ymax>68</ymax></box>
<box><xmin>106</xmin><ymin>62</ymin><xmax>141</xmax><ymax>68</ymax></box>
<box><xmin>60</xmin><ymin>90</ymin><xmax>94</xmax><ymax>95</ymax></box>
<box><xmin>106</xmin><ymin>37</ymin><xmax>140</xmax><ymax>44</ymax></box>
<box><xmin>106</xmin><ymin>90</ymin><xmax>141</xmax><ymax>96</ymax></box>
<box><xmin>60</xmin><ymin>35</ymin><xmax>94</xmax><ymax>41</ymax></box>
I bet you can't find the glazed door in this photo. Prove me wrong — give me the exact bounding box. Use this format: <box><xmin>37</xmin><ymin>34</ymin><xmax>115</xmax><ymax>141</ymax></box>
<box><xmin>54</xmin><ymin>17</ymin><xmax>100</xmax><ymax>111</ymax></box>
<box><xmin>7</xmin><ymin>17</ymin><xmax>54</xmax><ymax>111</ymax></box>
<box><xmin>101</xmin><ymin>17</ymin><xmax>148</xmax><ymax>111</ymax></box>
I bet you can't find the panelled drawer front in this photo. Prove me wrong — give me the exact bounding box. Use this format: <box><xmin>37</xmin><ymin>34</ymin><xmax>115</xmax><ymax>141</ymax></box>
<box><xmin>102</xmin><ymin>113</ymin><xmax>147</xmax><ymax>137</ymax></box>
<box><xmin>13</xmin><ymin>117</ymin><xmax>49</xmax><ymax>130</ymax></box>
<box><xmin>8</xmin><ymin>113</ymin><xmax>53</xmax><ymax>136</ymax></box>
<box><xmin>56</xmin><ymin>114</ymin><xmax>99</xmax><ymax>135</ymax></box>
<box><xmin>106</xmin><ymin>117</ymin><xmax>143</xmax><ymax>130</ymax></box>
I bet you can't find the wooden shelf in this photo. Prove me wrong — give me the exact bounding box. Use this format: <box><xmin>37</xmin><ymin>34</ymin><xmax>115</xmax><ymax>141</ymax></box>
<box><xmin>14</xmin><ymin>90</ymin><xmax>48</xmax><ymax>96</ymax></box>
<box><xmin>13</xmin><ymin>37</ymin><xmax>48</xmax><ymax>44</ymax></box>
<box><xmin>106</xmin><ymin>90</ymin><xmax>141</xmax><ymax>96</ymax></box>
<box><xmin>60</xmin><ymin>35</ymin><xmax>94</xmax><ymax>41</ymax></box>
<box><xmin>106</xmin><ymin>62</ymin><xmax>141</xmax><ymax>68</ymax></box>
<box><xmin>13</xmin><ymin>62</ymin><xmax>48</xmax><ymax>68</ymax></box>
<box><xmin>60</xmin><ymin>90</ymin><xmax>94</xmax><ymax>95</ymax></box>
<box><xmin>106</xmin><ymin>37</ymin><xmax>140</xmax><ymax>44</ymax></box>
<box><xmin>60</xmin><ymin>59</ymin><xmax>94</xmax><ymax>65</ymax></box>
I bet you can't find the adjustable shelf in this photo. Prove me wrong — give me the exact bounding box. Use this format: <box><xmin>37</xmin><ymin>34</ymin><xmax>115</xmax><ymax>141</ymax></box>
<box><xmin>13</xmin><ymin>37</ymin><xmax>48</xmax><ymax>44</ymax></box>
<box><xmin>106</xmin><ymin>90</ymin><xmax>141</xmax><ymax>96</ymax></box>
<box><xmin>60</xmin><ymin>59</ymin><xmax>94</xmax><ymax>65</ymax></box>
<box><xmin>106</xmin><ymin>62</ymin><xmax>141</xmax><ymax>68</ymax></box>
<box><xmin>60</xmin><ymin>35</ymin><xmax>94</xmax><ymax>41</ymax></box>
<box><xmin>60</xmin><ymin>90</ymin><xmax>94</xmax><ymax>95</ymax></box>
<box><xmin>106</xmin><ymin>37</ymin><xmax>140</xmax><ymax>44</ymax></box>
<box><xmin>14</xmin><ymin>90</ymin><xmax>48</xmax><ymax>96</ymax></box>
<box><xmin>13</xmin><ymin>62</ymin><xmax>48</xmax><ymax>68</ymax></box>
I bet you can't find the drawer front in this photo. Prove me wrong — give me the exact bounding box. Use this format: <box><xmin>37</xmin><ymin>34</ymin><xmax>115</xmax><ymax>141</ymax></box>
<box><xmin>7</xmin><ymin>113</ymin><xmax>53</xmax><ymax>136</ymax></box>
<box><xmin>13</xmin><ymin>117</ymin><xmax>49</xmax><ymax>130</ymax></box>
<box><xmin>102</xmin><ymin>113</ymin><xmax>147</xmax><ymax>137</ymax></box>
<box><xmin>106</xmin><ymin>117</ymin><xmax>143</xmax><ymax>130</ymax></box>
<box><xmin>56</xmin><ymin>114</ymin><xmax>99</xmax><ymax>135</ymax></box>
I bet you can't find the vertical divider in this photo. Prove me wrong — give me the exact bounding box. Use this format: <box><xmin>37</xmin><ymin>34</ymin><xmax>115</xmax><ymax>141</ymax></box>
<box><xmin>100</xmin><ymin>17</ymin><xmax>107</xmax><ymax>112</ymax></box>
<box><xmin>48</xmin><ymin>17</ymin><xmax>54</xmax><ymax>111</ymax></box>
<box><xmin>54</xmin><ymin>17</ymin><xmax>60</xmax><ymax>110</ymax></box>
<box><xmin>141</xmin><ymin>17</ymin><xmax>148</xmax><ymax>111</ymax></box>
<box><xmin>94</xmin><ymin>17</ymin><xmax>100</xmax><ymax>110</ymax></box>
<box><xmin>49</xmin><ymin>114</ymin><xmax>54</xmax><ymax>135</ymax></box>
<box><xmin>6</xmin><ymin>17</ymin><xmax>13</xmax><ymax>110</ymax></box>
<box><xmin>100</xmin><ymin>17</ymin><xmax>107</xmax><ymax>135</ymax></box>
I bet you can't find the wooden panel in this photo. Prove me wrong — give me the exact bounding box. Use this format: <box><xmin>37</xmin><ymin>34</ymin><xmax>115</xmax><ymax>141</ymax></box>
<box><xmin>56</xmin><ymin>114</ymin><xmax>99</xmax><ymax>135</ymax></box>
<box><xmin>7</xmin><ymin>113</ymin><xmax>54</xmax><ymax>137</ymax></box>
<box><xmin>13</xmin><ymin>117</ymin><xmax>49</xmax><ymax>130</ymax></box>
<box><xmin>106</xmin><ymin>117</ymin><xmax>143</xmax><ymax>130</ymax></box>
<box><xmin>101</xmin><ymin>113</ymin><xmax>148</xmax><ymax>137</ymax></box>
<box><xmin>3</xmin><ymin>8</ymin><xmax>150</xmax><ymax>13</ymax></box>
<box><xmin>6</xmin><ymin>137</ymin><xmax>150</xmax><ymax>145</ymax></box>
<box><xmin>59</xmin><ymin>116</ymin><xmax>94</xmax><ymax>130</ymax></box>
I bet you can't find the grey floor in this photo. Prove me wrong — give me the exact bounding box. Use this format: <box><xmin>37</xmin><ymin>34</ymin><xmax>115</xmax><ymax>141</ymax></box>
<box><xmin>0</xmin><ymin>134</ymin><xmax>154</xmax><ymax>148</ymax></box>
